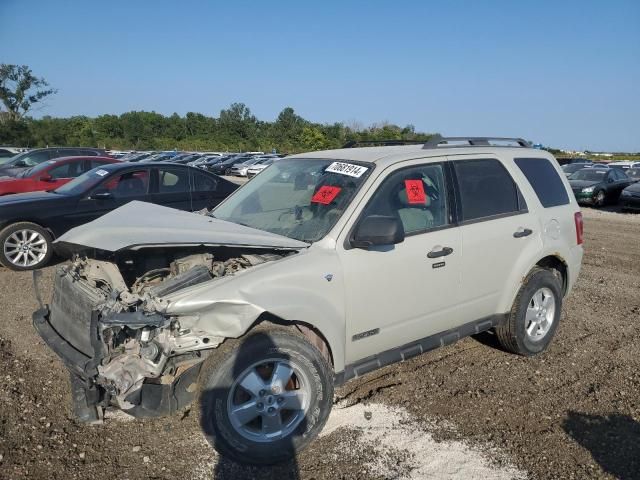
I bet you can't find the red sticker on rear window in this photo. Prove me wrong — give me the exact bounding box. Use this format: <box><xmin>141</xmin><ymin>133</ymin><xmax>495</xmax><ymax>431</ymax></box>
<box><xmin>404</xmin><ymin>180</ymin><xmax>426</xmax><ymax>204</ymax></box>
<box><xmin>311</xmin><ymin>185</ymin><xmax>342</xmax><ymax>204</ymax></box>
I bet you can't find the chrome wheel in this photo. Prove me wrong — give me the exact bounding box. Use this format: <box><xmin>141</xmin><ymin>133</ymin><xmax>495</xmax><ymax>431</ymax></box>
<box><xmin>525</xmin><ymin>287</ymin><xmax>556</xmax><ymax>340</ymax></box>
<box><xmin>227</xmin><ymin>358</ymin><xmax>309</xmax><ymax>443</ymax></box>
<box><xmin>3</xmin><ymin>229</ymin><xmax>48</xmax><ymax>267</ymax></box>
<box><xmin>595</xmin><ymin>190</ymin><xmax>605</xmax><ymax>206</ymax></box>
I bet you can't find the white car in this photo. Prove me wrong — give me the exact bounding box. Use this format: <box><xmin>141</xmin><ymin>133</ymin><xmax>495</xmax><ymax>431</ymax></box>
<box><xmin>246</xmin><ymin>157</ymin><xmax>278</xmax><ymax>178</ymax></box>
<box><xmin>34</xmin><ymin>137</ymin><xmax>583</xmax><ymax>465</ymax></box>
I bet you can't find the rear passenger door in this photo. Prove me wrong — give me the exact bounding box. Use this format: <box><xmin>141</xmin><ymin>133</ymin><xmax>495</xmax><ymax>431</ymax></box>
<box><xmin>189</xmin><ymin>170</ymin><xmax>228</xmax><ymax>210</ymax></box>
<box><xmin>149</xmin><ymin>166</ymin><xmax>193</xmax><ymax>211</ymax></box>
<box><xmin>451</xmin><ymin>156</ymin><xmax>542</xmax><ymax>321</ymax></box>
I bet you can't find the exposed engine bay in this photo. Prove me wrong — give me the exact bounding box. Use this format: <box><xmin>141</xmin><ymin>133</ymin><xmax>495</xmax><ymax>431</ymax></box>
<box><xmin>46</xmin><ymin>246</ymin><xmax>288</xmax><ymax>419</ymax></box>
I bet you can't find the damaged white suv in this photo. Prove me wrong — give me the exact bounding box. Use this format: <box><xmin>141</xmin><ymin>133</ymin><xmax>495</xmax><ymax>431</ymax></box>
<box><xmin>33</xmin><ymin>137</ymin><xmax>584</xmax><ymax>464</ymax></box>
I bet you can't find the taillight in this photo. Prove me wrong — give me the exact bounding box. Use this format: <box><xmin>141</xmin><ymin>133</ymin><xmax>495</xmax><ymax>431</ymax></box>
<box><xmin>574</xmin><ymin>211</ymin><xmax>584</xmax><ymax>245</ymax></box>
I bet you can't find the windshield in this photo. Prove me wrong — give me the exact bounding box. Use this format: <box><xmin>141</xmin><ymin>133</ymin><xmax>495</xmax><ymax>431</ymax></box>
<box><xmin>54</xmin><ymin>167</ymin><xmax>110</xmax><ymax>195</ymax></box>
<box><xmin>569</xmin><ymin>169</ymin><xmax>607</xmax><ymax>182</ymax></box>
<box><xmin>213</xmin><ymin>158</ymin><xmax>372</xmax><ymax>242</ymax></box>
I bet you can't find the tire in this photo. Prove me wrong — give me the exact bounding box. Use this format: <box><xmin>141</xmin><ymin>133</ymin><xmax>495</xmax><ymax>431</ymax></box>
<box><xmin>224</xmin><ymin>168</ymin><xmax>232</xmax><ymax>176</ymax></box>
<box><xmin>495</xmin><ymin>267</ymin><xmax>563</xmax><ymax>356</ymax></box>
<box><xmin>594</xmin><ymin>189</ymin><xmax>606</xmax><ymax>207</ymax></box>
<box><xmin>0</xmin><ymin>222</ymin><xmax>53</xmax><ymax>271</ymax></box>
<box><xmin>199</xmin><ymin>328</ymin><xmax>334</xmax><ymax>465</ymax></box>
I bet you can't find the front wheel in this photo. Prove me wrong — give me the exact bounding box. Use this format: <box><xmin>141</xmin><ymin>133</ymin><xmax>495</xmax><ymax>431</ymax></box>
<box><xmin>199</xmin><ymin>329</ymin><xmax>334</xmax><ymax>465</ymax></box>
<box><xmin>0</xmin><ymin>222</ymin><xmax>53</xmax><ymax>270</ymax></box>
<box><xmin>593</xmin><ymin>189</ymin><xmax>606</xmax><ymax>207</ymax></box>
<box><xmin>495</xmin><ymin>267</ymin><xmax>563</xmax><ymax>356</ymax></box>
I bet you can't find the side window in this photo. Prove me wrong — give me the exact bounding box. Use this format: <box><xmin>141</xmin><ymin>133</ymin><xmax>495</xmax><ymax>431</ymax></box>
<box><xmin>48</xmin><ymin>163</ymin><xmax>79</xmax><ymax>179</ymax></box>
<box><xmin>360</xmin><ymin>163</ymin><xmax>449</xmax><ymax>235</ymax></box>
<box><xmin>193</xmin><ymin>171</ymin><xmax>218</xmax><ymax>191</ymax></box>
<box><xmin>158</xmin><ymin>168</ymin><xmax>189</xmax><ymax>193</ymax></box>
<box><xmin>20</xmin><ymin>151</ymin><xmax>50</xmax><ymax>166</ymax></box>
<box><xmin>104</xmin><ymin>170</ymin><xmax>149</xmax><ymax>198</ymax></box>
<box><xmin>453</xmin><ymin>158</ymin><xmax>522</xmax><ymax>222</ymax></box>
<box><xmin>514</xmin><ymin>157</ymin><xmax>570</xmax><ymax>208</ymax></box>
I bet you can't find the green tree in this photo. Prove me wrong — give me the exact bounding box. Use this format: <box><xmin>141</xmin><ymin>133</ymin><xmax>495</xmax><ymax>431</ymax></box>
<box><xmin>0</xmin><ymin>64</ymin><xmax>57</xmax><ymax>121</ymax></box>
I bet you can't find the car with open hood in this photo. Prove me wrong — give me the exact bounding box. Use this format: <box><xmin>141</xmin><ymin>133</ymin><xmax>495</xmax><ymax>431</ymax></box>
<box><xmin>567</xmin><ymin>167</ymin><xmax>633</xmax><ymax>207</ymax></box>
<box><xmin>0</xmin><ymin>162</ymin><xmax>236</xmax><ymax>270</ymax></box>
<box><xmin>32</xmin><ymin>137</ymin><xmax>583</xmax><ymax>465</ymax></box>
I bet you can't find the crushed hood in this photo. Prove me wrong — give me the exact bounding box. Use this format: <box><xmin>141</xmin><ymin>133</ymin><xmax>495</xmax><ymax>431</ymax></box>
<box><xmin>55</xmin><ymin>201</ymin><xmax>309</xmax><ymax>252</ymax></box>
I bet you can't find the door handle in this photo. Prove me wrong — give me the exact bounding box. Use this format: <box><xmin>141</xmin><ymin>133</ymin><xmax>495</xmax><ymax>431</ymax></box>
<box><xmin>513</xmin><ymin>228</ymin><xmax>533</xmax><ymax>238</ymax></box>
<box><xmin>427</xmin><ymin>246</ymin><xmax>453</xmax><ymax>258</ymax></box>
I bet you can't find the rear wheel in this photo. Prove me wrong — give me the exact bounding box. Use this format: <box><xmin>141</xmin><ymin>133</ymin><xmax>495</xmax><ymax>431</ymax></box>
<box><xmin>0</xmin><ymin>222</ymin><xmax>53</xmax><ymax>270</ymax></box>
<box><xmin>199</xmin><ymin>329</ymin><xmax>333</xmax><ymax>465</ymax></box>
<box><xmin>496</xmin><ymin>267</ymin><xmax>562</xmax><ymax>356</ymax></box>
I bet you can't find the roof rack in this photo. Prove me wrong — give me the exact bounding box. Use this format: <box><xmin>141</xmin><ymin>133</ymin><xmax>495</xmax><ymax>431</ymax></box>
<box><xmin>422</xmin><ymin>136</ymin><xmax>531</xmax><ymax>149</ymax></box>
<box><xmin>341</xmin><ymin>139</ymin><xmax>427</xmax><ymax>148</ymax></box>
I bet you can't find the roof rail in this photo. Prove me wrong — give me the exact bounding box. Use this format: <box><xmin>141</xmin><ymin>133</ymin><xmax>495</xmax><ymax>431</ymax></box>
<box><xmin>422</xmin><ymin>136</ymin><xmax>532</xmax><ymax>149</ymax></box>
<box><xmin>342</xmin><ymin>139</ymin><xmax>428</xmax><ymax>148</ymax></box>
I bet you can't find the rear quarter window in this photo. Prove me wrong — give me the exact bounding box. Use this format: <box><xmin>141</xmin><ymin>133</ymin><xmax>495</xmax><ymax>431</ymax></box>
<box><xmin>514</xmin><ymin>158</ymin><xmax>570</xmax><ymax>208</ymax></box>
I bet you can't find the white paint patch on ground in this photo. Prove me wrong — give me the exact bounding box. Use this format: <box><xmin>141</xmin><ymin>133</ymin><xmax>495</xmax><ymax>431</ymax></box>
<box><xmin>321</xmin><ymin>402</ymin><xmax>526</xmax><ymax>480</ymax></box>
<box><xmin>190</xmin><ymin>402</ymin><xmax>526</xmax><ymax>479</ymax></box>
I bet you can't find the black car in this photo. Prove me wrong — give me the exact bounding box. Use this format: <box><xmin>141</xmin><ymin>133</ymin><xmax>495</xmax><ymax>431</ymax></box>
<box><xmin>0</xmin><ymin>147</ymin><xmax>107</xmax><ymax>177</ymax></box>
<box><xmin>620</xmin><ymin>181</ymin><xmax>640</xmax><ymax>211</ymax></box>
<box><xmin>568</xmin><ymin>167</ymin><xmax>633</xmax><ymax>207</ymax></box>
<box><xmin>0</xmin><ymin>162</ymin><xmax>237</xmax><ymax>270</ymax></box>
<box><xmin>208</xmin><ymin>155</ymin><xmax>256</xmax><ymax>175</ymax></box>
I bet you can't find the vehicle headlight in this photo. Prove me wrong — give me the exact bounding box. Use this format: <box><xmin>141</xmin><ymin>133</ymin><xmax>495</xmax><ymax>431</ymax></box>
<box><xmin>582</xmin><ymin>187</ymin><xmax>594</xmax><ymax>193</ymax></box>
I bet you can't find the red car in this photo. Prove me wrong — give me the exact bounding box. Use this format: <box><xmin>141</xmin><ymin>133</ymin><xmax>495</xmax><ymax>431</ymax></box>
<box><xmin>0</xmin><ymin>156</ymin><xmax>119</xmax><ymax>196</ymax></box>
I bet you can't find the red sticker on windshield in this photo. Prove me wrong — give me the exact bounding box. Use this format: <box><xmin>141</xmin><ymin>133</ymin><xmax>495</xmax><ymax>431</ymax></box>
<box><xmin>311</xmin><ymin>185</ymin><xmax>342</xmax><ymax>204</ymax></box>
<box><xmin>404</xmin><ymin>180</ymin><xmax>426</xmax><ymax>204</ymax></box>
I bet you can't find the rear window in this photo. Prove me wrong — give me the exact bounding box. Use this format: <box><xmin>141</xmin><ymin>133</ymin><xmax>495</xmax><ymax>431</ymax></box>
<box><xmin>514</xmin><ymin>158</ymin><xmax>570</xmax><ymax>208</ymax></box>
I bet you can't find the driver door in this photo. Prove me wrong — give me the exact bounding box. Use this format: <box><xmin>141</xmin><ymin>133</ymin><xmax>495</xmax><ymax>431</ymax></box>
<box><xmin>338</xmin><ymin>161</ymin><xmax>464</xmax><ymax>364</ymax></box>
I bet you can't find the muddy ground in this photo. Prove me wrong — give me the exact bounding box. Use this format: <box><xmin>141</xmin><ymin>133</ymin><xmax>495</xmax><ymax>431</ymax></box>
<box><xmin>0</xmin><ymin>207</ymin><xmax>639</xmax><ymax>480</ymax></box>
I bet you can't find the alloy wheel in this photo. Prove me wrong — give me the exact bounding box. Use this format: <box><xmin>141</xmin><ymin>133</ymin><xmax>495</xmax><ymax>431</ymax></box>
<box><xmin>3</xmin><ymin>229</ymin><xmax>48</xmax><ymax>268</ymax></box>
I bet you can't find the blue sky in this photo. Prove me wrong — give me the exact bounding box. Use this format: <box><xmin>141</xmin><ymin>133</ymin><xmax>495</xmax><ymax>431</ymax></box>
<box><xmin>2</xmin><ymin>0</ymin><xmax>639</xmax><ymax>151</ymax></box>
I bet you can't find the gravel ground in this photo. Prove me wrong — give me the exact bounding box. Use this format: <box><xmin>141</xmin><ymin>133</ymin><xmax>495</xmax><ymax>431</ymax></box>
<box><xmin>0</xmin><ymin>207</ymin><xmax>639</xmax><ymax>480</ymax></box>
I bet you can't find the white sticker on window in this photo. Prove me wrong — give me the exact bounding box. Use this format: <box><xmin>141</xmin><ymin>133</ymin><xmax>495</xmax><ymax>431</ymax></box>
<box><xmin>94</xmin><ymin>169</ymin><xmax>109</xmax><ymax>177</ymax></box>
<box><xmin>325</xmin><ymin>162</ymin><xmax>368</xmax><ymax>178</ymax></box>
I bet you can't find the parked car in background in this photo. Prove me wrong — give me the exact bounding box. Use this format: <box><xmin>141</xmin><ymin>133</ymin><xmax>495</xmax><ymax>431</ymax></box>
<box><xmin>590</xmin><ymin>164</ymin><xmax>610</xmax><ymax>169</ymax></box>
<box><xmin>246</xmin><ymin>157</ymin><xmax>278</xmax><ymax>178</ymax></box>
<box><xmin>0</xmin><ymin>147</ymin><xmax>107</xmax><ymax>177</ymax></box>
<box><xmin>620</xmin><ymin>181</ymin><xmax>640</xmax><ymax>211</ymax></box>
<box><xmin>0</xmin><ymin>163</ymin><xmax>237</xmax><ymax>270</ymax></box>
<box><xmin>0</xmin><ymin>147</ymin><xmax>24</xmax><ymax>159</ymax></box>
<box><xmin>607</xmin><ymin>161</ymin><xmax>635</xmax><ymax>170</ymax></box>
<box><xmin>0</xmin><ymin>156</ymin><xmax>119</xmax><ymax>196</ymax></box>
<box><xmin>568</xmin><ymin>167</ymin><xmax>633</xmax><ymax>207</ymax></box>
<box><xmin>561</xmin><ymin>162</ymin><xmax>592</xmax><ymax>177</ymax></box>
<box><xmin>625</xmin><ymin>167</ymin><xmax>640</xmax><ymax>182</ymax></box>
<box><xmin>32</xmin><ymin>137</ymin><xmax>583</xmax><ymax>464</ymax></box>
<box><xmin>228</xmin><ymin>157</ymin><xmax>266</xmax><ymax>176</ymax></box>
<box><xmin>122</xmin><ymin>152</ymin><xmax>155</xmax><ymax>162</ymax></box>
<box><xmin>208</xmin><ymin>154</ymin><xmax>256</xmax><ymax>175</ymax></box>
<box><xmin>141</xmin><ymin>151</ymin><xmax>181</xmax><ymax>163</ymax></box>
<box><xmin>557</xmin><ymin>157</ymin><xmax>591</xmax><ymax>166</ymax></box>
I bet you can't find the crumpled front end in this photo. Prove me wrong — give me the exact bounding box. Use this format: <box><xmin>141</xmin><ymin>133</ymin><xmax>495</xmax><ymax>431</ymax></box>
<box><xmin>33</xmin><ymin>249</ymin><xmax>288</xmax><ymax>422</ymax></box>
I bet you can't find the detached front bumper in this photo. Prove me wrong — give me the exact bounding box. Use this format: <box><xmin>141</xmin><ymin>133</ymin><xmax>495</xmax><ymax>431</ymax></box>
<box><xmin>33</xmin><ymin>306</ymin><xmax>104</xmax><ymax>422</ymax></box>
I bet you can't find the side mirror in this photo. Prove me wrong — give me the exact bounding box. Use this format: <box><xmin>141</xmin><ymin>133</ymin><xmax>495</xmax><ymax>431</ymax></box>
<box><xmin>38</xmin><ymin>174</ymin><xmax>53</xmax><ymax>182</ymax></box>
<box><xmin>89</xmin><ymin>191</ymin><xmax>113</xmax><ymax>200</ymax></box>
<box><xmin>14</xmin><ymin>160</ymin><xmax>28</xmax><ymax>167</ymax></box>
<box><xmin>351</xmin><ymin>215</ymin><xmax>405</xmax><ymax>249</ymax></box>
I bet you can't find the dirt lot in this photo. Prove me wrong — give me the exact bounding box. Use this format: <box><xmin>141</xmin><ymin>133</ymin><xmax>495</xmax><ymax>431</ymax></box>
<box><xmin>0</xmin><ymin>207</ymin><xmax>639</xmax><ymax>480</ymax></box>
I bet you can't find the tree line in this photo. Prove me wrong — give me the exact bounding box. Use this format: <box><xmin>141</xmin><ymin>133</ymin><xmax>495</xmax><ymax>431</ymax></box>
<box><xmin>0</xmin><ymin>104</ymin><xmax>436</xmax><ymax>153</ymax></box>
